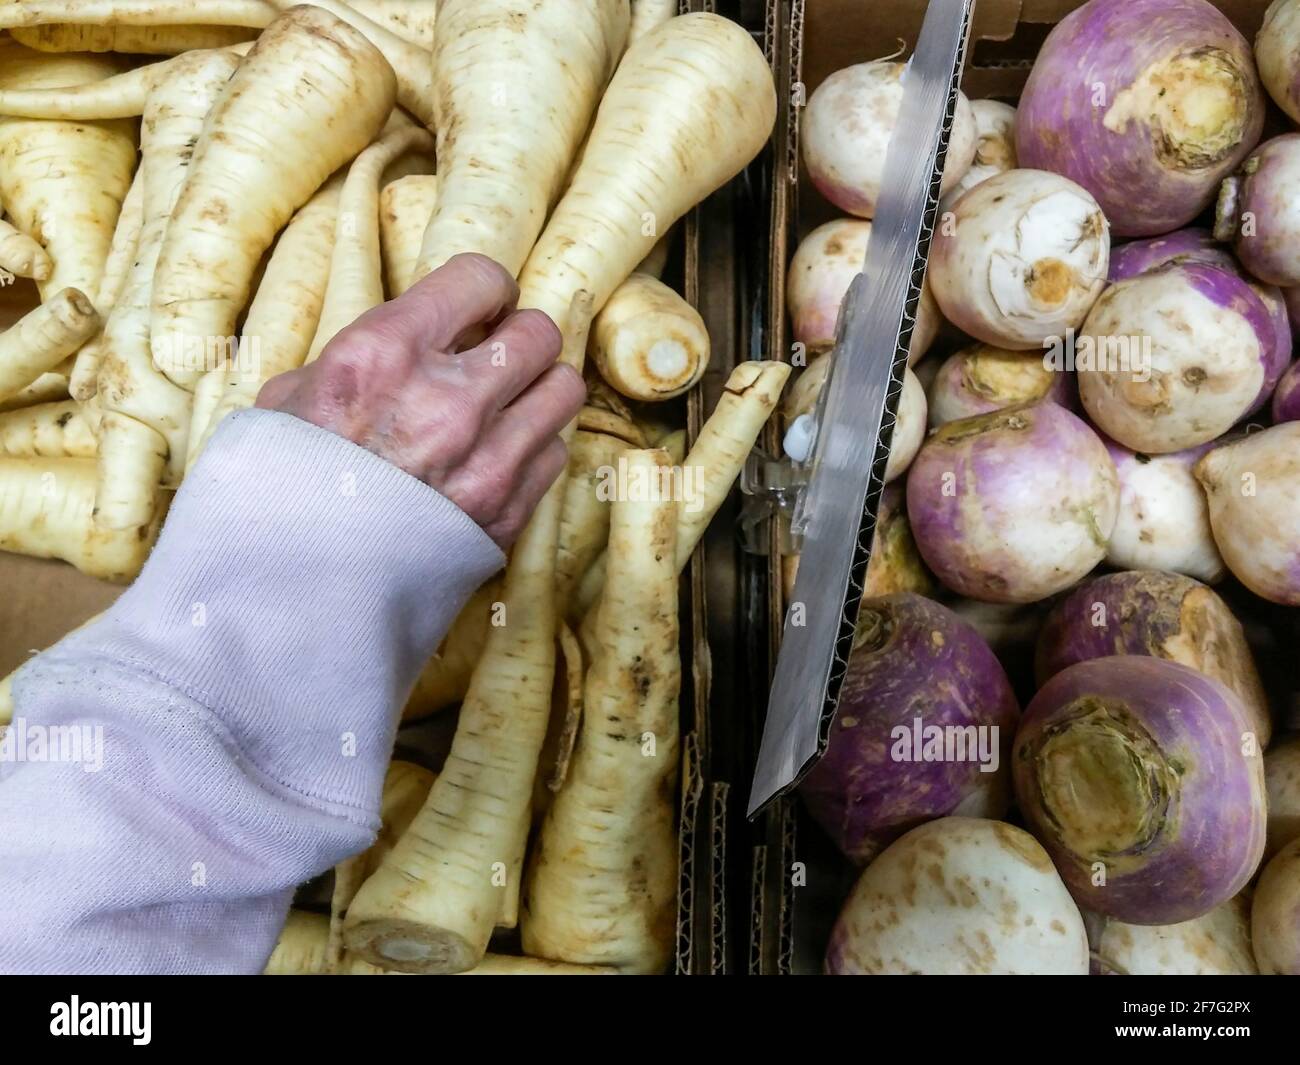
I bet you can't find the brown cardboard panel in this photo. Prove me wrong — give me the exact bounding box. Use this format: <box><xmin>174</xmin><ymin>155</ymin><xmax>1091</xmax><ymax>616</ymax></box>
<box><xmin>0</xmin><ymin>554</ymin><xmax>122</xmax><ymax>677</ymax></box>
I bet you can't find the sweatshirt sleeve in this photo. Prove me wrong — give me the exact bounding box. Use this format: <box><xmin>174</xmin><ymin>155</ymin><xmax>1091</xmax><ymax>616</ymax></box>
<box><xmin>0</xmin><ymin>409</ymin><xmax>504</xmax><ymax>974</ymax></box>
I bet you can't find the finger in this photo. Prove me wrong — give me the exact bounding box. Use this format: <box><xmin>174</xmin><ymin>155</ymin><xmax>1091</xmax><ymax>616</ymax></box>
<box><xmin>338</xmin><ymin>253</ymin><xmax>520</xmax><ymax>358</ymax></box>
<box><xmin>481</xmin><ymin>436</ymin><xmax>570</xmax><ymax>549</ymax></box>
<box><xmin>475</xmin><ymin>362</ymin><xmax>586</xmax><ymax>473</ymax></box>
<box><xmin>460</xmin><ymin>308</ymin><xmax>565</xmax><ymax>409</ymax></box>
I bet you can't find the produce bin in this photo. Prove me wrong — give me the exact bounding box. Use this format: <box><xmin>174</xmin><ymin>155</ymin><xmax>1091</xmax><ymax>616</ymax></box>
<box><xmin>749</xmin><ymin>0</ymin><xmax>1300</xmax><ymax>975</ymax></box>
<box><xmin>0</xmin><ymin>0</ymin><xmax>781</xmax><ymax>977</ymax></box>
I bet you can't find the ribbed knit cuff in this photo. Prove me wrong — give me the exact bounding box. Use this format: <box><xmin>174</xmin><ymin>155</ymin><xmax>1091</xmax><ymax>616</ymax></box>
<box><xmin>74</xmin><ymin>409</ymin><xmax>504</xmax><ymax>815</ymax></box>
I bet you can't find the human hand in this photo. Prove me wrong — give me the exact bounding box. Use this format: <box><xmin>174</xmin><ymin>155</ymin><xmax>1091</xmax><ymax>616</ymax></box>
<box><xmin>257</xmin><ymin>253</ymin><xmax>586</xmax><ymax>548</ymax></box>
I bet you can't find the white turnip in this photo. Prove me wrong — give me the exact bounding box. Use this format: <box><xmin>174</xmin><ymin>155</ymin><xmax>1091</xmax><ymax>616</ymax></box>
<box><xmin>929</xmin><ymin>169</ymin><xmax>1109</xmax><ymax>350</ymax></box>
<box><xmin>1256</xmin><ymin>0</ymin><xmax>1300</xmax><ymax>123</ymax></box>
<box><xmin>1093</xmin><ymin>895</ymin><xmax>1257</xmax><ymax>975</ymax></box>
<box><xmin>926</xmin><ymin>343</ymin><xmax>1074</xmax><ymax>428</ymax></box>
<box><xmin>1251</xmin><ymin>837</ymin><xmax>1300</xmax><ymax>974</ymax></box>
<box><xmin>938</xmin><ymin>99</ymin><xmax>1017</xmax><ymax>212</ymax></box>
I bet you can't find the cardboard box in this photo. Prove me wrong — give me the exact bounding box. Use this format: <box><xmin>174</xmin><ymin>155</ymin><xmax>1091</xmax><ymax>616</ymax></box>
<box><xmin>749</xmin><ymin>0</ymin><xmax>1299</xmax><ymax>975</ymax></box>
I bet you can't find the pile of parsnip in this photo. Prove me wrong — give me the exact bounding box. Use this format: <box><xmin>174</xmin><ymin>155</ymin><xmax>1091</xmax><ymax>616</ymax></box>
<box><xmin>0</xmin><ymin>0</ymin><xmax>786</xmax><ymax>975</ymax></box>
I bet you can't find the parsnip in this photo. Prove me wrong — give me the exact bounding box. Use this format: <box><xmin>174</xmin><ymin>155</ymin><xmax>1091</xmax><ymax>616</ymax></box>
<box><xmin>348</xmin><ymin>0</ymin><xmax>435</xmax><ymax>49</ymax></box>
<box><xmin>522</xmin><ymin>448</ymin><xmax>680</xmax><ymax>973</ymax></box>
<box><xmin>0</xmin><ymin>44</ymin><xmax>254</xmax><ymax>121</ymax></box>
<box><xmin>0</xmin><ymin>400</ymin><xmax>96</xmax><ymax>458</ymax></box>
<box><xmin>96</xmin><ymin>49</ymin><xmax>242</xmax><ymax>534</ymax></box>
<box><xmin>379</xmin><ymin>175</ymin><xmax>438</xmax><ymax>298</ymax></box>
<box><xmin>148</xmin><ymin>7</ymin><xmax>395</xmax><ymax>393</ymax></box>
<box><xmin>267</xmin><ymin>911</ymin><xmax>616</xmax><ymax>976</ymax></box>
<box><xmin>412</xmin><ymin>0</ymin><xmax>631</xmax><ymax>281</ymax></box>
<box><xmin>306</xmin><ymin>125</ymin><xmax>435</xmax><ymax>364</ymax></box>
<box><xmin>592</xmin><ymin>273</ymin><xmax>709</xmax><ymax>401</ymax></box>
<box><xmin>0</xmin><ymin>0</ymin><xmax>274</xmax><ymax>30</ymax></box>
<box><xmin>0</xmin><ymin>374</ymin><xmax>68</xmax><ymax>413</ymax></box>
<box><xmin>345</xmin><ymin>15</ymin><xmax>775</xmax><ymax>974</ymax></box>
<box><xmin>10</xmin><ymin>23</ymin><xmax>253</xmax><ymax>54</ymax></box>
<box><xmin>0</xmin><ymin>456</ymin><xmax>159</xmax><ymax>580</ymax></box>
<box><xmin>402</xmin><ymin>576</ymin><xmax>502</xmax><ymax>721</ymax></box>
<box><xmin>0</xmin><ymin>217</ymin><xmax>51</xmax><ymax>281</ymax></box>
<box><xmin>328</xmin><ymin>761</ymin><xmax>436</xmax><ymax>970</ymax></box>
<box><xmin>555</xmin><ymin>423</ymin><xmax>642</xmax><ymax>611</ymax></box>
<box><xmin>629</xmin><ymin>0</ymin><xmax>678</xmax><ymax>47</ymax></box>
<box><xmin>69</xmin><ymin>166</ymin><xmax>143</xmax><ymax>402</ymax></box>
<box><xmin>263</xmin><ymin>0</ymin><xmax>435</xmax><ymax>126</ymax></box>
<box><xmin>188</xmin><ymin>177</ymin><xmax>342</xmax><ymax>464</ymax></box>
<box><xmin>0</xmin><ymin>43</ymin><xmax>137</xmax><ymax>302</ymax></box>
<box><xmin>0</xmin><ymin>289</ymin><xmax>101</xmax><ymax>404</ymax></box>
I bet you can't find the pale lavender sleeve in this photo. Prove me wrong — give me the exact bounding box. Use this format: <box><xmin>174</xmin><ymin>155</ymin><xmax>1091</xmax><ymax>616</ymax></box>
<box><xmin>0</xmin><ymin>410</ymin><xmax>504</xmax><ymax>974</ymax></box>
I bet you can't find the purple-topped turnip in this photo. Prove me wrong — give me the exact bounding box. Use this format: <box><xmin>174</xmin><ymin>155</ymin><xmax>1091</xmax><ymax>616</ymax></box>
<box><xmin>1035</xmin><ymin>571</ymin><xmax>1270</xmax><ymax>746</ymax></box>
<box><xmin>1251</xmin><ymin>838</ymin><xmax>1300</xmax><ymax>974</ymax></box>
<box><xmin>1272</xmin><ymin>358</ymin><xmax>1300</xmax><ymax>422</ymax></box>
<box><xmin>1256</xmin><ymin>0</ymin><xmax>1300</xmax><ymax>123</ymax></box>
<box><xmin>927</xmin><ymin>343</ymin><xmax>1076</xmax><ymax>428</ymax></box>
<box><xmin>1103</xmin><ymin>440</ymin><xmax>1226</xmax><ymax>583</ymax></box>
<box><xmin>1107</xmin><ymin>227</ymin><xmax>1236</xmax><ymax>282</ymax></box>
<box><xmin>906</xmin><ymin>402</ymin><xmax>1119</xmax><ymax>604</ymax></box>
<box><xmin>1195</xmin><ymin>423</ymin><xmax>1300</xmax><ymax>605</ymax></box>
<box><xmin>1093</xmin><ymin>895</ymin><xmax>1257</xmax><ymax>975</ymax></box>
<box><xmin>929</xmin><ymin>169</ymin><xmax>1109</xmax><ymax>350</ymax></box>
<box><xmin>787</xmin><ymin>218</ymin><xmax>939</xmax><ymax>363</ymax></box>
<box><xmin>1077</xmin><ymin>260</ymin><xmax>1281</xmax><ymax>453</ymax></box>
<box><xmin>826</xmin><ymin>817</ymin><xmax>1089</xmax><ymax>975</ymax></box>
<box><xmin>799</xmin><ymin>594</ymin><xmax>1018</xmax><ymax>865</ymax></box>
<box><xmin>1216</xmin><ymin>134</ymin><xmax>1300</xmax><ymax>286</ymax></box>
<box><xmin>1014</xmin><ymin>656</ymin><xmax>1267</xmax><ymax>925</ymax></box>
<box><xmin>802</xmin><ymin>61</ymin><xmax>977</xmax><ymax>220</ymax></box>
<box><xmin>938</xmin><ymin>99</ymin><xmax>1017</xmax><ymax>211</ymax></box>
<box><xmin>1017</xmin><ymin>0</ymin><xmax>1264</xmax><ymax>237</ymax></box>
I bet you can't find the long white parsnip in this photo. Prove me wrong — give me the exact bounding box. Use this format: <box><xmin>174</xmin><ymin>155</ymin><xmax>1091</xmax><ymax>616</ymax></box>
<box><xmin>148</xmin><ymin>6</ymin><xmax>394</xmax><ymax>393</ymax></box>
<box><xmin>10</xmin><ymin>23</ymin><xmax>253</xmax><ymax>54</ymax></box>
<box><xmin>97</xmin><ymin>49</ymin><xmax>243</xmax><ymax>535</ymax></box>
<box><xmin>344</xmin><ymin>14</ymin><xmax>776</xmax><ymax>976</ymax></box>
<box><xmin>0</xmin><ymin>217</ymin><xmax>51</xmax><ymax>281</ymax></box>
<box><xmin>412</xmin><ymin>0</ymin><xmax>631</xmax><ymax>281</ymax></box>
<box><xmin>306</xmin><ymin>125</ymin><xmax>435</xmax><ymax>363</ymax></box>
<box><xmin>521</xmin><ymin>448</ymin><xmax>680</xmax><ymax>973</ymax></box>
<box><xmin>0</xmin><ymin>400</ymin><xmax>97</xmax><ymax>458</ymax></box>
<box><xmin>629</xmin><ymin>0</ymin><xmax>677</xmax><ymax>45</ymax></box>
<box><xmin>69</xmin><ymin>166</ymin><xmax>144</xmax><ymax>401</ymax></box>
<box><xmin>0</xmin><ymin>43</ymin><xmax>137</xmax><ymax>302</ymax></box>
<box><xmin>0</xmin><ymin>289</ymin><xmax>101</xmax><ymax>404</ymax></box>
<box><xmin>379</xmin><ymin>175</ymin><xmax>438</xmax><ymax>298</ymax></box>
<box><xmin>188</xmin><ymin>178</ymin><xmax>341</xmax><ymax>465</ymax></box>
<box><xmin>402</xmin><ymin>576</ymin><xmax>501</xmax><ymax>721</ymax></box>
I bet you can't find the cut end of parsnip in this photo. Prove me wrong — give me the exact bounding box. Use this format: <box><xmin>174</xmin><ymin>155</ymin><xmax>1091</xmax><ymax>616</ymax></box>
<box><xmin>591</xmin><ymin>274</ymin><xmax>709</xmax><ymax>402</ymax></box>
<box><xmin>344</xmin><ymin>919</ymin><xmax>479</xmax><ymax>976</ymax></box>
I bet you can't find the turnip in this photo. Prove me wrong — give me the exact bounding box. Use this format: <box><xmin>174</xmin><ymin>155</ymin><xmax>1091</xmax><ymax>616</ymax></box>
<box><xmin>802</xmin><ymin>61</ymin><xmax>977</xmax><ymax>220</ymax></box>
<box><xmin>926</xmin><ymin>343</ymin><xmax>1074</xmax><ymax>428</ymax></box>
<box><xmin>1102</xmin><ymin>441</ymin><xmax>1227</xmax><ymax>583</ymax></box>
<box><xmin>1215</xmin><ymin>134</ymin><xmax>1300</xmax><ymax>286</ymax></box>
<box><xmin>1251</xmin><ymin>838</ymin><xmax>1300</xmax><ymax>974</ymax></box>
<box><xmin>799</xmin><ymin>595</ymin><xmax>1018</xmax><ymax>865</ymax></box>
<box><xmin>929</xmin><ymin>169</ymin><xmax>1110</xmax><ymax>350</ymax></box>
<box><xmin>590</xmin><ymin>273</ymin><xmax>710</xmax><ymax>402</ymax></box>
<box><xmin>412</xmin><ymin>0</ymin><xmax>629</xmax><ymax>281</ymax></box>
<box><xmin>938</xmin><ymin>99</ymin><xmax>1017</xmax><ymax>212</ymax></box>
<box><xmin>1194</xmin><ymin>424</ymin><xmax>1300</xmax><ymax>605</ymax></box>
<box><xmin>379</xmin><ymin>175</ymin><xmax>437</xmax><ymax>299</ymax></box>
<box><xmin>863</xmin><ymin>483</ymin><xmax>933</xmax><ymax>598</ymax></box>
<box><xmin>1035</xmin><ymin>571</ymin><xmax>1270</xmax><ymax>746</ymax></box>
<box><xmin>906</xmin><ymin>402</ymin><xmax>1119</xmax><ymax>604</ymax></box>
<box><xmin>1256</xmin><ymin>0</ymin><xmax>1300</xmax><ymax>123</ymax></box>
<box><xmin>1274</xmin><ymin>361</ymin><xmax>1300</xmax><ymax>423</ymax></box>
<box><xmin>522</xmin><ymin>449</ymin><xmax>681</xmax><ymax>974</ymax></box>
<box><xmin>826</xmin><ymin>817</ymin><xmax>1089</xmax><ymax>975</ymax></box>
<box><xmin>1017</xmin><ymin>0</ymin><xmax>1264</xmax><ymax>237</ymax></box>
<box><xmin>1093</xmin><ymin>895</ymin><xmax>1257</xmax><ymax>975</ymax></box>
<box><xmin>787</xmin><ymin>218</ymin><xmax>939</xmax><ymax>363</ymax></box>
<box><xmin>1107</xmin><ymin>227</ymin><xmax>1235</xmax><ymax>283</ymax></box>
<box><xmin>1264</xmin><ymin>736</ymin><xmax>1300</xmax><ymax>861</ymax></box>
<box><xmin>1077</xmin><ymin>261</ymin><xmax>1281</xmax><ymax>454</ymax></box>
<box><xmin>1013</xmin><ymin>656</ymin><xmax>1266</xmax><ymax>924</ymax></box>
<box><xmin>149</xmin><ymin>6</ymin><xmax>396</xmax><ymax>392</ymax></box>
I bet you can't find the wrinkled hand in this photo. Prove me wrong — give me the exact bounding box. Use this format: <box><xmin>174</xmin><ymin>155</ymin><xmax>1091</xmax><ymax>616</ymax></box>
<box><xmin>257</xmin><ymin>254</ymin><xmax>585</xmax><ymax>549</ymax></box>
